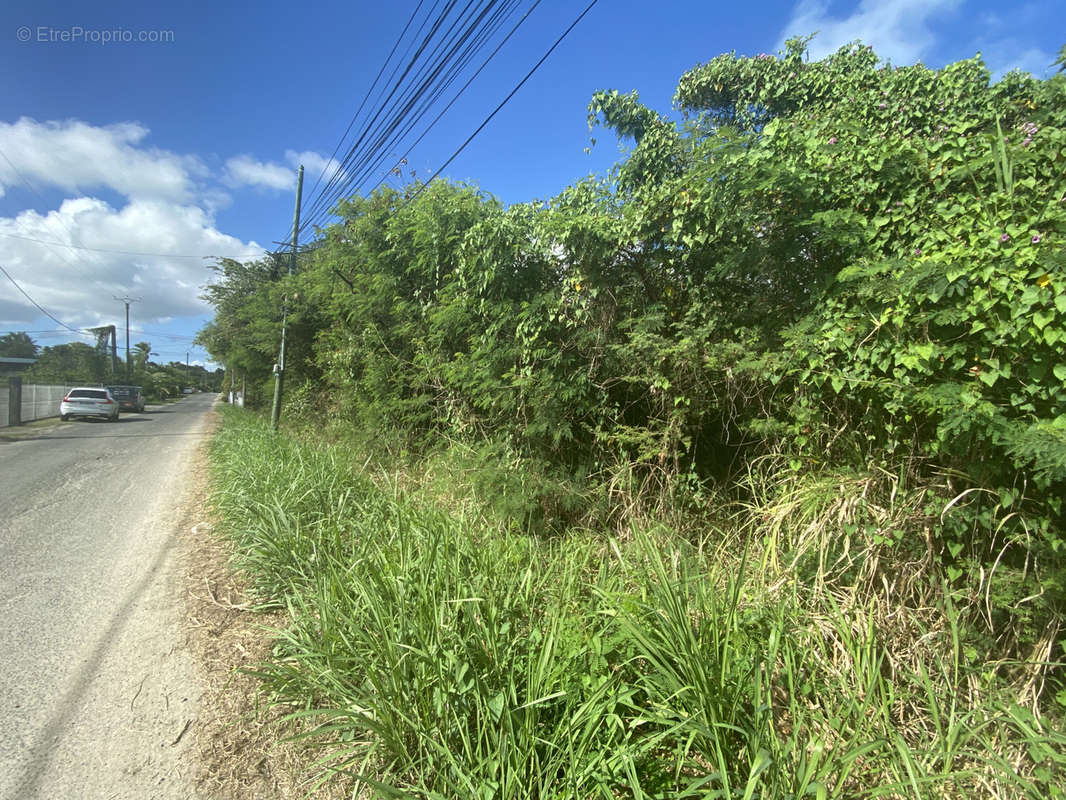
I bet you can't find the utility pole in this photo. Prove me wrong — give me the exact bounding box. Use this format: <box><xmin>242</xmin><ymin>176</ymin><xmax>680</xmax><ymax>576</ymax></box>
<box><xmin>114</xmin><ymin>295</ymin><xmax>138</xmax><ymax>382</ymax></box>
<box><xmin>271</xmin><ymin>165</ymin><xmax>304</xmax><ymax>431</ymax></box>
<box><xmin>185</xmin><ymin>351</ymin><xmax>189</xmax><ymax>387</ymax></box>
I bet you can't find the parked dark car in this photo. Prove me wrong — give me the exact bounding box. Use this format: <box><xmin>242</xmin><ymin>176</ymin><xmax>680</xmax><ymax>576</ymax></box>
<box><xmin>106</xmin><ymin>385</ymin><xmax>146</xmax><ymax>412</ymax></box>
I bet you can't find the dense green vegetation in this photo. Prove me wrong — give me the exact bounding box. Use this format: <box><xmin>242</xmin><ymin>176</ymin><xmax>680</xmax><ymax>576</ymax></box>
<box><xmin>201</xmin><ymin>40</ymin><xmax>1066</xmax><ymax>797</ymax></box>
<box><xmin>211</xmin><ymin>408</ymin><xmax>1065</xmax><ymax>798</ymax></box>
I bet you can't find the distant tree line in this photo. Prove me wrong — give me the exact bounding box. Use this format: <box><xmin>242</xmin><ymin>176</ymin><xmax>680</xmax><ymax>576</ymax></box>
<box><xmin>1</xmin><ymin>333</ymin><xmax>222</xmax><ymax>396</ymax></box>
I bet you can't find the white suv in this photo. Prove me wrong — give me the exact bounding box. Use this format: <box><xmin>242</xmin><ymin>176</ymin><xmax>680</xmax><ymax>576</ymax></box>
<box><xmin>60</xmin><ymin>387</ymin><xmax>120</xmax><ymax>422</ymax></box>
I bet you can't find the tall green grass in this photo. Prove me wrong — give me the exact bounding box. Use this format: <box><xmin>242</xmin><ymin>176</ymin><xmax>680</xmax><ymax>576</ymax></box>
<box><xmin>207</xmin><ymin>407</ymin><xmax>1065</xmax><ymax>798</ymax></box>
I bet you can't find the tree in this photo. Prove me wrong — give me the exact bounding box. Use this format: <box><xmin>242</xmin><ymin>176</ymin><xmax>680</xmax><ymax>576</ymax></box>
<box><xmin>0</xmin><ymin>331</ymin><xmax>39</xmax><ymax>359</ymax></box>
<box><xmin>300</xmin><ymin>181</ymin><xmax>499</xmax><ymax>434</ymax></box>
<box><xmin>132</xmin><ymin>341</ymin><xmax>152</xmax><ymax>372</ymax></box>
<box><xmin>24</xmin><ymin>342</ymin><xmax>107</xmax><ymax>384</ymax></box>
<box><xmin>196</xmin><ymin>255</ymin><xmax>286</xmax><ymax>405</ymax></box>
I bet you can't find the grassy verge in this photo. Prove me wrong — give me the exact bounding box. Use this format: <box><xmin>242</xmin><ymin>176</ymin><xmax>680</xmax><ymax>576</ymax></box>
<box><xmin>207</xmin><ymin>406</ymin><xmax>1064</xmax><ymax>798</ymax></box>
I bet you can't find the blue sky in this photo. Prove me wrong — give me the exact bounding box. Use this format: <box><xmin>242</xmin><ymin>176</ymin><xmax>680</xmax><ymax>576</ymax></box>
<box><xmin>0</xmin><ymin>0</ymin><xmax>1061</xmax><ymax>366</ymax></box>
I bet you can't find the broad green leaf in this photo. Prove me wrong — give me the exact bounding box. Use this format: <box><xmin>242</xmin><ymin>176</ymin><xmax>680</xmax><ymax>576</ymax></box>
<box><xmin>978</xmin><ymin>370</ymin><xmax>999</xmax><ymax>387</ymax></box>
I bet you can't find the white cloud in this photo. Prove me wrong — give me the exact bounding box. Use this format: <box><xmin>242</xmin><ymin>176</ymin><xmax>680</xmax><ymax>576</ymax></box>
<box><xmin>0</xmin><ymin>118</ymin><xmax>265</xmax><ymax>332</ymax></box>
<box><xmin>0</xmin><ymin>117</ymin><xmax>202</xmax><ymax>202</ymax></box>
<box><xmin>222</xmin><ymin>154</ymin><xmax>295</xmax><ymax>190</ymax></box>
<box><xmin>0</xmin><ymin>120</ymin><xmax>349</xmax><ymax>342</ymax></box>
<box><xmin>284</xmin><ymin>149</ymin><xmax>346</xmax><ymax>183</ymax></box>
<box><xmin>0</xmin><ymin>197</ymin><xmax>264</xmax><ymax>329</ymax></box>
<box><xmin>223</xmin><ymin>149</ymin><xmax>344</xmax><ymax>191</ymax></box>
<box><xmin>777</xmin><ymin>0</ymin><xmax>962</xmax><ymax>65</ymax></box>
<box><xmin>980</xmin><ymin>43</ymin><xmax>1057</xmax><ymax>80</ymax></box>
<box><xmin>776</xmin><ymin>0</ymin><xmax>1057</xmax><ymax>78</ymax></box>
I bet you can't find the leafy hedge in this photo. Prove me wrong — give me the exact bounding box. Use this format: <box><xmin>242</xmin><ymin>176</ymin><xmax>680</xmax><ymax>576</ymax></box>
<box><xmin>200</xmin><ymin>39</ymin><xmax>1066</xmax><ymax>709</ymax></box>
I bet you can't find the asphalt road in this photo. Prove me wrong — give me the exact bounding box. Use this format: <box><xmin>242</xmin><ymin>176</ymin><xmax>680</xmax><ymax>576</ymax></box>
<box><xmin>0</xmin><ymin>394</ymin><xmax>216</xmax><ymax>800</ymax></box>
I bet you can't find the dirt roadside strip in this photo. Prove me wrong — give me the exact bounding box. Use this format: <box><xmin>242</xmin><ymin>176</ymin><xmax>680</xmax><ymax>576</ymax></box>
<box><xmin>182</xmin><ymin>410</ymin><xmax>352</xmax><ymax>800</ymax></box>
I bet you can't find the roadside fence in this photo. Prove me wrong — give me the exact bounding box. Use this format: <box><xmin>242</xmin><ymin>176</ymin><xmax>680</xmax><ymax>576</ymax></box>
<box><xmin>2</xmin><ymin>379</ymin><xmax>69</xmax><ymax>427</ymax></box>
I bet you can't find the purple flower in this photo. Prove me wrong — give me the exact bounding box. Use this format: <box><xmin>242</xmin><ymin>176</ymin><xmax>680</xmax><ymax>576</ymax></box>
<box><xmin>1032</xmin><ymin>234</ymin><xmax>1041</xmax><ymax>244</ymax></box>
<box><xmin>878</xmin><ymin>102</ymin><xmax>887</xmax><ymax>108</ymax></box>
<box><xmin>1000</xmin><ymin>233</ymin><xmax>1010</xmax><ymax>242</ymax></box>
<box><xmin>829</xmin><ymin>136</ymin><xmax>837</xmax><ymax>145</ymax></box>
<box><xmin>914</xmin><ymin>248</ymin><xmax>922</xmax><ymax>256</ymax></box>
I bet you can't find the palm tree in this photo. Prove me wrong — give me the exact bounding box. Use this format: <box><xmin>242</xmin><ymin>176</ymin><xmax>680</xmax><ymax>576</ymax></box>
<box><xmin>133</xmin><ymin>341</ymin><xmax>152</xmax><ymax>372</ymax></box>
<box><xmin>0</xmin><ymin>331</ymin><xmax>39</xmax><ymax>359</ymax></box>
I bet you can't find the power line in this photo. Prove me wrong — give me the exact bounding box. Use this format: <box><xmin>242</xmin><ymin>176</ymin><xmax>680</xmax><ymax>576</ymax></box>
<box><xmin>295</xmin><ymin>0</ymin><xmax>599</xmax><ymax>242</ymax></box>
<box><xmin>0</xmin><ymin>263</ymin><xmax>89</xmax><ymax>335</ymax></box>
<box><xmin>0</xmin><ymin>329</ymin><xmax>86</xmax><ymax>334</ymax></box>
<box><xmin>297</xmin><ymin>0</ymin><xmax>452</xmax><ymax>232</ymax></box>
<box><xmin>0</xmin><ymin>145</ymin><xmax>81</xmax><ymax>245</ymax></box>
<box><xmin>295</xmin><ymin>0</ymin><xmax>536</xmax><ymax>238</ymax></box>
<box><xmin>0</xmin><ymin>266</ymin><xmax>206</xmax><ymax>348</ymax></box>
<box><xmin>0</xmin><ymin>145</ymin><xmax>265</xmax><ymax>271</ymax></box>
<box><xmin>301</xmin><ymin>0</ymin><xmax>527</xmax><ymax>231</ymax></box>
<box><xmin>407</xmin><ymin>0</ymin><xmax>601</xmax><ymax>204</ymax></box>
<box><xmin>129</xmin><ymin>328</ymin><xmax>200</xmax><ymax>342</ymax></box>
<box><xmin>0</xmin><ymin>146</ymin><xmax>102</xmax><ymax>286</ymax></box>
<box><xmin>304</xmin><ymin>0</ymin><xmax>471</xmax><ymax>220</ymax></box>
<box><xmin>251</xmin><ymin>0</ymin><xmax>601</xmax><ymax>291</ymax></box>
<box><xmin>375</xmin><ymin>0</ymin><xmax>543</xmax><ymax>196</ymax></box>
<box><xmin>300</xmin><ymin>0</ymin><xmax>430</xmax><ymax>209</ymax></box>
<box><xmin>308</xmin><ymin>1</ymin><xmax>524</xmax><ymax>224</ymax></box>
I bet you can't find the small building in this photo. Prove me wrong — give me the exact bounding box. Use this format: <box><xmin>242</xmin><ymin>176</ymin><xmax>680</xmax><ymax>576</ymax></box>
<box><xmin>0</xmin><ymin>357</ymin><xmax>37</xmax><ymax>377</ymax></box>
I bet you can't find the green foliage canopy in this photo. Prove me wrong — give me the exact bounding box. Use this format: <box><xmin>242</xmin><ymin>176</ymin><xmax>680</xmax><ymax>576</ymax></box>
<box><xmin>0</xmin><ymin>331</ymin><xmax>38</xmax><ymax>359</ymax></box>
<box><xmin>200</xmin><ymin>36</ymin><xmax>1066</xmax><ymax>587</ymax></box>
